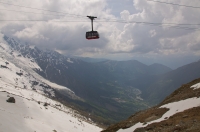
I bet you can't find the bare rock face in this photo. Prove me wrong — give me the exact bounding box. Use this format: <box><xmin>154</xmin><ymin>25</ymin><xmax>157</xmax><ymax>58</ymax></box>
<box><xmin>43</xmin><ymin>102</ymin><xmax>49</xmax><ymax>106</ymax></box>
<box><xmin>6</xmin><ymin>97</ymin><xmax>15</xmax><ymax>103</ymax></box>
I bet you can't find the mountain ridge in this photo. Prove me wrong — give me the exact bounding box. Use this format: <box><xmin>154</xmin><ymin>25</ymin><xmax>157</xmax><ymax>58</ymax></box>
<box><xmin>142</xmin><ymin>59</ymin><xmax>200</xmax><ymax>104</ymax></box>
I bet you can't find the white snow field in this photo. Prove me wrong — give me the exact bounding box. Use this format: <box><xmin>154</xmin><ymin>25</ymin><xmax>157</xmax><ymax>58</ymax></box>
<box><xmin>0</xmin><ymin>91</ymin><xmax>102</xmax><ymax>132</ymax></box>
<box><xmin>117</xmin><ymin>96</ymin><xmax>200</xmax><ymax>132</ymax></box>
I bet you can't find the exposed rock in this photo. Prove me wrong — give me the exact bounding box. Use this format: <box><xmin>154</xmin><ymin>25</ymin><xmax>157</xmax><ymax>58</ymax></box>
<box><xmin>146</xmin><ymin>126</ymin><xmax>154</xmax><ymax>131</ymax></box>
<box><xmin>182</xmin><ymin>115</ymin><xmax>188</xmax><ymax>118</ymax></box>
<box><xmin>55</xmin><ymin>104</ymin><xmax>61</xmax><ymax>107</ymax></box>
<box><xmin>143</xmin><ymin>122</ymin><xmax>147</xmax><ymax>125</ymax></box>
<box><xmin>134</xmin><ymin>127</ymin><xmax>146</xmax><ymax>132</ymax></box>
<box><xmin>43</xmin><ymin>102</ymin><xmax>49</xmax><ymax>106</ymax></box>
<box><xmin>7</xmin><ymin>97</ymin><xmax>15</xmax><ymax>103</ymax></box>
<box><xmin>145</xmin><ymin>115</ymin><xmax>160</xmax><ymax>122</ymax></box>
<box><xmin>32</xmin><ymin>81</ymin><xmax>39</xmax><ymax>86</ymax></box>
<box><xmin>1</xmin><ymin>65</ymin><xmax>8</xmax><ymax>69</ymax></box>
<box><xmin>16</xmin><ymin>72</ymin><xmax>23</xmax><ymax>76</ymax></box>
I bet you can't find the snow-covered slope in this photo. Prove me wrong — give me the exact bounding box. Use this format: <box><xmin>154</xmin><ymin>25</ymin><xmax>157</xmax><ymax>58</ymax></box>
<box><xmin>0</xmin><ymin>35</ymin><xmax>78</xmax><ymax>99</ymax></box>
<box><xmin>0</xmin><ymin>91</ymin><xmax>102</xmax><ymax>132</ymax></box>
<box><xmin>0</xmin><ymin>89</ymin><xmax>102</xmax><ymax>132</ymax></box>
<box><xmin>0</xmin><ymin>35</ymin><xmax>102</xmax><ymax>131</ymax></box>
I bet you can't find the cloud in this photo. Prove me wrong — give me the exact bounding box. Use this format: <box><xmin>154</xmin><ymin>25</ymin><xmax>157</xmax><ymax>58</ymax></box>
<box><xmin>0</xmin><ymin>0</ymin><xmax>200</xmax><ymax>67</ymax></box>
<box><xmin>1</xmin><ymin>0</ymin><xmax>112</xmax><ymax>55</ymax></box>
<box><xmin>111</xmin><ymin>0</ymin><xmax>200</xmax><ymax>56</ymax></box>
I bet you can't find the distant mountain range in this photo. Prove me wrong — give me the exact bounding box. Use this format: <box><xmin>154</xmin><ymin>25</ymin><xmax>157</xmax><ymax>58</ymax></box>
<box><xmin>129</xmin><ymin>59</ymin><xmax>200</xmax><ymax>104</ymax></box>
<box><xmin>2</xmin><ymin>35</ymin><xmax>200</xmax><ymax>125</ymax></box>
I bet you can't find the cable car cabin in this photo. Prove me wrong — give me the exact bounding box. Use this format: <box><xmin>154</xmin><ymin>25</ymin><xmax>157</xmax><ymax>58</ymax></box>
<box><xmin>86</xmin><ymin>31</ymin><xmax>99</xmax><ymax>40</ymax></box>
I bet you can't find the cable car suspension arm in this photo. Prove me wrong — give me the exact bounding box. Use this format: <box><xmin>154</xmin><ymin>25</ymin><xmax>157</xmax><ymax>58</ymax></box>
<box><xmin>87</xmin><ymin>16</ymin><xmax>97</xmax><ymax>31</ymax></box>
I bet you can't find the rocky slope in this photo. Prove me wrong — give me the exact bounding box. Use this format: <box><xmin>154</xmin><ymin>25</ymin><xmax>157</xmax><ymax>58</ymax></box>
<box><xmin>102</xmin><ymin>78</ymin><xmax>200</xmax><ymax>132</ymax></box>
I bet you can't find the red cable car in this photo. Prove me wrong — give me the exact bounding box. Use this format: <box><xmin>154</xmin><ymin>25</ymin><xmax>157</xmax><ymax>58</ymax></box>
<box><xmin>86</xmin><ymin>31</ymin><xmax>99</xmax><ymax>40</ymax></box>
<box><xmin>86</xmin><ymin>16</ymin><xmax>99</xmax><ymax>40</ymax></box>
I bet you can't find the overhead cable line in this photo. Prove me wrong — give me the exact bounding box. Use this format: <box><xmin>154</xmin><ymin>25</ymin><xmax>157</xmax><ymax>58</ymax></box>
<box><xmin>0</xmin><ymin>8</ymin><xmax>88</xmax><ymax>19</ymax></box>
<box><xmin>1</xmin><ymin>1</ymin><xmax>200</xmax><ymax>26</ymax></box>
<box><xmin>147</xmin><ymin>0</ymin><xmax>200</xmax><ymax>9</ymax></box>
<box><xmin>0</xmin><ymin>1</ymin><xmax>86</xmax><ymax>18</ymax></box>
<box><xmin>1</xmin><ymin>7</ymin><xmax>200</xmax><ymax>27</ymax></box>
<box><xmin>96</xmin><ymin>20</ymin><xmax>200</xmax><ymax>26</ymax></box>
<box><xmin>1</xmin><ymin>19</ymin><xmax>199</xmax><ymax>30</ymax></box>
<box><xmin>97</xmin><ymin>20</ymin><xmax>200</xmax><ymax>30</ymax></box>
<box><xmin>0</xmin><ymin>20</ymin><xmax>88</xmax><ymax>22</ymax></box>
<box><xmin>1</xmin><ymin>2</ymin><xmax>200</xmax><ymax>27</ymax></box>
<box><xmin>0</xmin><ymin>1</ymin><xmax>120</xmax><ymax>22</ymax></box>
<box><xmin>1</xmin><ymin>19</ymin><xmax>199</xmax><ymax>27</ymax></box>
<box><xmin>1</xmin><ymin>1</ymin><xmax>200</xmax><ymax>31</ymax></box>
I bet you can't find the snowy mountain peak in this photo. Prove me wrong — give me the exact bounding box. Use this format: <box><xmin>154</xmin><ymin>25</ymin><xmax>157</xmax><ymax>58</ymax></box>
<box><xmin>1</xmin><ymin>35</ymin><xmax>80</xmax><ymax>98</ymax></box>
<box><xmin>2</xmin><ymin>36</ymin><xmax>86</xmax><ymax>96</ymax></box>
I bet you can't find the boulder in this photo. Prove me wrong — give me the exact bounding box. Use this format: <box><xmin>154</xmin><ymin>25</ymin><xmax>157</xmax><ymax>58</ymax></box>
<box><xmin>7</xmin><ymin>97</ymin><xmax>15</xmax><ymax>103</ymax></box>
<box><xmin>43</xmin><ymin>102</ymin><xmax>49</xmax><ymax>106</ymax></box>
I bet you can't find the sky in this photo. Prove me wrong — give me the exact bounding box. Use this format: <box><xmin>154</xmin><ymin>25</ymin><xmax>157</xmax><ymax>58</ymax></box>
<box><xmin>0</xmin><ymin>0</ymin><xmax>200</xmax><ymax>69</ymax></box>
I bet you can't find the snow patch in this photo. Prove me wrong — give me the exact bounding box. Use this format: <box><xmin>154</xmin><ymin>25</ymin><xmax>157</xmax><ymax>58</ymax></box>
<box><xmin>29</xmin><ymin>45</ymin><xmax>35</xmax><ymax>49</ymax></box>
<box><xmin>191</xmin><ymin>82</ymin><xmax>200</xmax><ymax>90</ymax></box>
<box><xmin>0</xmin><ymin>33</ymin><xmax>7</xmax><ymax>44</ymax></box>
<box><xmin>67</xmin><ymin>58</ymin><xmax>74</xmax><ymax>63</ymax></box>
<box><xmin>160</xmin><ymin>97</ymin><xmax>200</xmax><ymax>119</ymax></box>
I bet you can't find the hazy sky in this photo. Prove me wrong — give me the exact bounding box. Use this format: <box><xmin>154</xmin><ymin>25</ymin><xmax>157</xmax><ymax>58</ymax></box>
<box><xmin>0</xmin><ymin>0</ymin><xmax>200</xmax><ymax>68</ymax></box>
